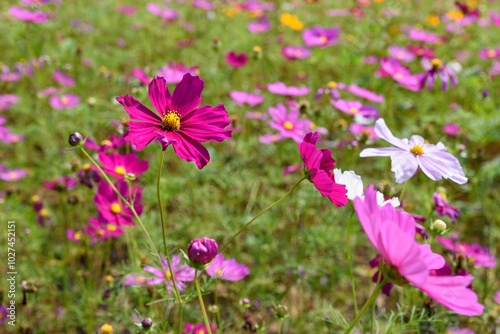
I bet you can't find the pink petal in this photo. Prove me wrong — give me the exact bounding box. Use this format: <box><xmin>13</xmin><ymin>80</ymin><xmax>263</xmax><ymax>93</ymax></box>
<box><xmin>171</xmin><ymin>73</ymin><xmax>204</xmax><ymax>116</ymax></box>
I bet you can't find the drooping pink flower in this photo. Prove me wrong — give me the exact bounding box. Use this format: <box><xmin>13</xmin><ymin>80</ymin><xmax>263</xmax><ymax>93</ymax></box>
<box><xmin>433</xmin><ymin>192</ymin><xmax>460</xmax><ymax>223</ymax></box>
<box><xmin>302</xmin><ymin>26</ymin><xmax>340</xmax><ymax>48</ymax></box>
<box><xmin>98</xmin><ymin>152</ymin><xmax>149</xmax><ymax>179</ymax></box>
<box><xmin>43</xmin><ymin>176</ymin><xmax>78</xmax><ymax>191</ymax></box>
<box><xmin>94</xmin><ymin>180</ymin><xmax>143</xmax><ymax>226</ymax></box>
<box><xmin>298</xmin><ymin>132</ymin><xmax>347</xmax><ymax>207</ymax></box>
<box><xmin>417</xmin><ymin>58</ymin><xmax>458</xmax><ymax>92</ymax></box>
<box><xmin>225</xmin><ymin>51</ymin><xmax>248</xmax><ymax>68</ymax></box>
<box><xmin>281</xmin><ymin>45</ymin><xmax>311</xmax><ymax>60</ymax></box>
<box><xmin>116</xmin><ymin>74</ymin><xmax>232</xmax><ymax>169</ymax></box>
<box><xmin>268</xmin><ymin>104</ymin><xmax>310</xmax><ymax>142</ymax></box>
<box><xmin>267</xmin><ymin>82</ymin><xmax>310</xmax><ymax>96</ymax></box>
<box><xmin>143</xmin><ymin>255</ymin><xmax>195</xmax><ymax>293</ymax></box>
<box><xmin>360</xmin><ymin>119</ymin><xmax>467</xmax><ymax>184</ymax></box>
<box><xmin>52</xmin><ymin>70</ymin><xmax>75</xmax><ymax>87</ymax></box>
<box><xmin>146</xmin><ymin>3</ymin><xmax>178</xmax><ymax>20</ymax></box>
<box><xmin>437</xmin><ymin>236</ymin><xmax>497</xmax><ymax>268</ymax></box>
<box><xmin>157</xmin><ymin>62</ymin><xmax>198</xmax><ymax>84</ymax></box>
<box><xmin>206</xmin><ymin>253</ymin><xmax>250</xmax><ymax>281</ymax></box>
<box><xmin>229</xmin><ymin>91</ymin><xmax>264</xmax><ymax>107</ymax></box>
<box><xmin>9</xmin><ymin>6</ymin><xmax>50</xmax><ymax>23</ymax></box>
<box><xmin>388</xmin><ymin>45</ymin><xmax>415</xmax><ymax>62</ymax></box>
<box><xmin>49</xmin><ymin>94</ymin><xmax>81</xmax><ymax>109</ymax></box>
<box><xmin>331</xmin><ymin>99</ymin><xmax>378</xmax><ymax>118</ymax></box>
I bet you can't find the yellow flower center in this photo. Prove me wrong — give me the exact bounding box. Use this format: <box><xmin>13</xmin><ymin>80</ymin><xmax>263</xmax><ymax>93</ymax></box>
<box><xmin>196</xmin><ymin>330</ymin><xmax>206</xmax><ymax>334</ymax></box>
<box><xmin>31</xmin><ymin>195</ymin><xmax>40</xmax><ymax>202</ymax></box>
<box><xmin>487</xmin><ymin>49</ymin><xmax>496</xmax><ymax>58</ymax></box>
<box><xmin>162</xmin><ymin>111</ymin><xmax>181</xmax><ymax>131</ymax></box>
<box><xmin>97</xmin><ymin>229</ymin><xmax>105</xmax><ymax>236</ymax></box>
<box><xmin>394</xmin><ymin>72</ymin><xmax>404</xmax><ymax>79</ymax></box>
<box><xmin>319</xmin><ymin>36</ymin><xmax>328</xmax><ymax>44</ymax></box>
<box><xmin>101</xmin><ymin>139</ymin><xmax>112</xmax><ymax>146</ymax></box>
<box><xmin>114</xmin><ymin>166</ymin><xmax>126</xmax><ymax>175</ymax></box>
<box><xmin>431</xmin><ymin>58</ymin><xmax>442</xmax><ymax>69</ymax></box>
<box><xmin>82</xmin><ymin>163</ymin><xmax>91</xmax><ymax>171</ymax></box>
<box><xmin>448</xmin><ymin>10</ymin><xmax>464</xmax><ymax>21</ymax></box>
<box><xmin>101</xmin><ymin>323</ymin><xmax>114</xmax><ymax>334</ymax></box>
<box><xmin>327</xmin><ymin>81</ymin><xmax>337</xmax><ymax>89</ymax></box>
<box><xmin>110</xmin><ymin>203</ymin><xmax>121</xmax><ymax>214</ymax></box>
<box><xmin>426</xmin><ymin>14</ymin><xmax>440</xmax><ymax>26</ymax></box>
<box><xmin>216</xmin><ymin>269</ymin><xmax>224</xmax><ymax>277</ymax></box>
<box><xmin>9</xmin><ymin>172</ymin><xmax>17</xmax><ymax>179</ymax></box>
<box><xmin>107</xmin><ymin>224</ymin><xmax>117</xmax><ymax>232</ymax></box>
<box><xmin>40</xmin><ymin>209</ymin><xmax>49</xmax><ymax>217</ymax></box>
<box><xmin>349</xmin><ymin>107</ymin><xmax>359</xmax><ymax>114</ymax></box>
<box><xmin>439</xmin><ymin>192</ymin><xmax>447</xmax><ymax>200</ymax></box>
<box><xmin>165</xmin><ymin>270</ymin><xmax>172</xmax><ymax>278</ymax></box>
<box><xmin>61</xmin><ymin>96</ymin><xmax>69</xmax><ymax>105</ymax></box>
<box><xmin>253</xmin><ymin>46</ymin><xmax>262</xmax><ymax>53</ymax></box>
<box><xmin>310</xmin><ymin>122</ymin><xmax>316</xmax><ymax>129</ymax></box>
<box><xmin>105</xmin><ymin>275</ymin><xmax>113</xmax><ymax>283</ymax></box>
<box><xmin>74</xmin><ymin>232</ymin><xmax>82</xmax><ymax>240</ymax></box>
<box><xmin>459</xmin><ymin>245</ymin><xmax>467</xmax><ymax>252</ymax></box>
<box><xmin>283</xmin><ymin>121</ymin><xmax>294</xmax><ymax>130</ymax></box>
<box><xmin>410</xmin><ymin>145</ymin><xmax>424</xmax><ymax>155</ymax></box>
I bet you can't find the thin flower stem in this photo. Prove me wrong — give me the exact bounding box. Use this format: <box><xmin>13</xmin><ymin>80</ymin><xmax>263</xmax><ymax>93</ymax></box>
<box><xmin>278</xmin><ymin>318</ymin><xmax>284</xmax><ymax>334</ymax></box>
<box><xmin>399</xmin><ymin>180</ymin><xmax>409</xmax><ymax>203</ymax></box>
<box><xmin>177</xmin><ymin>302</ymin><xmax>183</xmax><ymax>334</ymax></box>
<box><xmin>371</xmin><ymin>261</ymin><xmax>384</xmax><ymax>333</ymax></box>
<box><xmin>157</xmin><ymin>150</ymin><xmax>168</xmax><ymax>255</ymax></box>
<box><xmin>195</xmin><ymin>270</ymin><xmax>213</xmax><ymax>334</ymax></box>
<box><xmin>346</xmin><ymin>209</ymin><xmax>358</xmax><ymax>318</ymax></box>
<box><xmin>218</xmin><ymin>177</ymin><xmax>307</xmax><ymax>254</ymax></box>
<box><xmin>80</xmin><ymin>148</ymin><xmax>182</xmax><ymax>304</ymax></box>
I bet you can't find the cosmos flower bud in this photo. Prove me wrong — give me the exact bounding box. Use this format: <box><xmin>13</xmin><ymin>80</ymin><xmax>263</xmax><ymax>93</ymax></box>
<box><xmin>68</xmin><ymin>132</ymin><xmax>83</xmax><ymax>147</ymax></box>
<box><xmin>187</xmin><ymin>237</ymin><xmax>218</xmax><ymax>265</ymax></box>
<box><xmin>141</xmin><ymin>318</ymin><xmax>153</xmax><ymax>329</ymax></box>
<box><xmin>432</xmin><ymin>219</ymin><xmax>447</xmax><ymax>232</ymax></box>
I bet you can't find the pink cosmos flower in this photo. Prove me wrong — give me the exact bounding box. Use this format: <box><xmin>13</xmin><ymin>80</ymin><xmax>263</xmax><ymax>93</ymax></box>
<box><xmin>43</xmin><ymin>176</ymin><xmax>78</xmax><ymax>191</ymax></box>
<box><xmin>0</xmin><ymin>67</ymin><xmax>21</xmax><ymax>83</ymax></box>
<box><xmin>146</xmin><ymin>3</ymin><xmax>178</xmax><ymax>20</ymax></box>
<box><xmin>268</xmin><ymin>104</ymin><xmax>310</xmax><ymax>142</ymax></box>
<box><xmin>98</xmin><ymin>152</ymin><xmax>149</xmax><ymax>179</ymax></box>
<box><xmin>225</xmin><ymin>51</ymin><xmax>248</xmax><ymax>68</ymax></box>
<box><xmin>116</xmin><ymin>74</ymin><xmax>232</xmax><ymax>169</ymax></box>
<box><xmin>281</xmin><ymin>46</ymin><xmax>311</xmax><ymax>60</ymax></box>
<box><xmin>437</xmin><ymin>236</ymin><xmax>497</xmax><ymax>268</ymax></box>
<box><xmin>66</xmin><ymin>229</ymin><xmax>83</xmax><ymax>243</ymax></box>
<box><xmin>206</xmin><ymin>254</ymin><xmax>250</xmax><ymax>281</ymax></box>
<box><xmin>123</xmin><ymin>274</ymin><xmax>147</xmax><ymax>286</ymax></box>
<box><xmin>433</xmin><ymin>192</ymin><xmax>460</xmax><ymax>223</ymax></box>
<box><xmin>193</xmin><ymin>0</ymin><xmax>215</xmax><ymax>11</ymax></box>
<box><xmin>248</xmin><ymin>16</ymin><xmax>271</xmax><ymax>34</ymax></box>
<box><xmin>94</xmin><ymin>180</ymin><xmax>143</xmax><ymax>226</ymax></box>
<box><xmin>445</xmin><ymin>328</ymin><xmax>475</xmax><ymax>334</ymax></box>
<box><xmin>116</xmin><ymin>5</ymin><xmax>136</xmax><ymax>15</ymax></box>
<box><xmin>182</xmin><ymin>323</ymin><xmax>217</xmax><ymax>334</ymax></box>
<box><xmin>417</xmin><ymin>58</ymin><xmax>458</xmax><ymax>92</ymax></box>
<box><xmin>355</xmin><ymin>186</ymin><xmax>484</xmax><ymax>316</ymax></box>
<box><xmin>349</xmin><ymin>123</ymin><xmax>378</xmax><ymax>141</ymax></box>
<box><xmin>489</xmin><ymin>61</ymin><xmax>500</xmax><ymax>77</ymax></box>
<box><xmin>388</xmin><ymin>45</ymin><xmax>415</xmax><ymax>62</ymax></box>
<box><xmin>407</xmin><ymin>44</ymin><xmax>436</xmax><ymax>59</ymax></box>
<box><xmin>21</xmin><ymin>0</ymin><xmax>52</xmax><ymax>5</ymax></box>
<box><xmin>86</xmin><ymin>215</ymin><xmax>125</xmax><ymax>244</ymax></box>
<box><xmin>331</xmin><ymin>99</ymin><xmax>378</xmax><ymax>118</ymax></box>
<box><xmin>229</xmin><ymin>91</ymin><xmax>264</xmax><ymax>107</ymax></box>
<box><xmin>259</xmin><ymin>133</ymin><xmax>284</xmax><ymax>144</ymax></box>
<box><xmin>302</xmin><ymin>26</ymin><xmax>340</xmax><ymax>48</ymax></box>
<box><xmin>9</xmin><ymin>6</ymin><xmax>50</xmax><ymax>23</ymax></box>
<box><xmin>347</xmin><ymin>84</ymin><xmax>384</xmax><ymax>103</ymax></box>
<box><xmin>0</xmin><ymin>94</ymin><xmax>20</xmax><ymax>111</ymax></box>
<box><xmin>315</xmin><ymin>81</ymin><xmax>348</xmax><ymax>100</ymax></box>
<box><xmin>49</xmin><ymin>94</ymin><xmax>81</xmax><ymax>109</ymax></box>
<box><xmin>407</xmin><ymin>28</ymin><xmax>440</xmax><ymax>44</ymax></box>
<box><xmin>360</xmin><ymin>119</ymin><xmax>467</xmax><ymax>184</ymax></box>
<box><xmin>144</xmin><ymin>255</ymin><xmax>195</xmax><ymax>292</ymax></box>
<box><xmin>132</xmin><ymin>68</ymin><xmax>150</xmax><ymax>85</ymax></box>
<box><xmin>245</xmin><ymin>111</ymin><xmax>268</xmax><ymax>120</ymax></box>
<box><xmin>52</xmin><ymin>70</ymin><xmax>75</xmax><ymax>87</ymax></box>
<box><xmin>478</xmin><ymin>48</ymin><xmax>500</xmax><ymax>60</ymax></box>
<box><xmin>0</xmin><ymin>167</ymin><xmax>28</xmax><ymax>181</ymax></box>
<box><xmin>443</xmin><ymin>123</ymin><xmax>461</xmax><ymax>136</ymax></box>
<box><xmin>84</xmin><ymin>135</ymin><xmax>127</xmax><ymax>152</ymax></box>
<box><xmin>267</xmin><ymin>82</ymin><xmax>310</xmax><ymax>96</ymax></box>
<box><xmin>298</xmin><ymin>132</ymin><xmax>348</xmax><ymax>207</ymax></box>
<box><xmin>157</xmin><ymin>63</ymin><xmax>198</xmax><ymax>84</ymax></box>
<box><xmin>283</xmin><ymin>163</ymin><xmax>302</xmax><ymax>176</ymax></box>
<box><xmin>379</xmin><ymin>58</ymin><xmax>421</xmax><ymax>91</ymax></box>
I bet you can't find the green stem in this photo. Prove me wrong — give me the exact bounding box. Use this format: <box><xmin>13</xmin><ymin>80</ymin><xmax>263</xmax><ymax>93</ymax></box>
<box><xmin>157</xmin><ymin>150</ymin><xmax>168</xmax><ymax>255</ymax></box>
<box><xmin>214</xmin><ymin>289</ymin><xmax>221</xmax><ymax>326</ymax></box>
<box><xmin>177</xmin><ymin>302</ymin><xmax>184</xmax><ymax>334</ymax></box>
<box><xmin>195</xmin><ymin>271</ymin><xmax>213</xmax><ymax>334</ymax></box>
<box><xmin>344</xmin><ymin>280</ymin><xmax>386</xmax><ymax>334</ymax></box>
<box><xmin>80</xmin><ymin>148</ymin><xmax>182</xmax><ymax>303</ymax></box>
<box><xmin>346</xmin><ymin>210</ymin><xmax>358</xmax><ymax>318</ymax></box>
<box><xmin>218</xmin><ymin>177</ymin><xmax>306</xmax><ymax>253</ymax></box>
<box><xmin>399</xmin><ymin>180</ymin><xmax>408</xmax><ymax>203</ymax></box>
<box><xmin>278</xmin><ymin>318</ymin><xmax>284</xmax><ymax>334</ymax></box>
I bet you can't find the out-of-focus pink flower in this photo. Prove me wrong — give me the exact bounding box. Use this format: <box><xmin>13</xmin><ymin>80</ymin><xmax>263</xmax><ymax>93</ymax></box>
<box><xmin>331</xmin><ymin>99</ymin><xmax>378</xmax><ymax>118</ymax></box>
<box><xmin>407</xmin><ymin>28</ymin><xmax>441</xmax><ymax>44</ymax></box>
<box><xmin>281</xmin><ymin>45</ymin><xmax>311</xmax><ymax>60</ymax></box>
<box><xmin>94</xmin><ymin>180</ymin><xmax>143</xmax><ymax>226</ymax></box>
<box><xmin>417</xmin><ymin>58</ymin><xmax>458</xmax><ymax>92</ymax></box>
<box><xmin>67</xmin><ymin>229</ymin><xmax>83</xmax><ymax>243</ymax></box>
<box><xmin>245</xmin><ymin>111</ymin><xmax>268</xmax><ymax>120</ymax></box>
<box><xmin>407</xmin><ymin>44</ymin><xmax>436</xmax><ymax>59</ymax></box>
<box><xmin>267</xmin><ymin>82</ymin><xmax>310</xmax><ymax>96</ymax></box>
<box><xmin>144</xmin><ymin>255</ymin><xmax>195</xmax><ymax>293</ymax></box>
<box><xmin>157</xmin><ymin>62</ymin><xmax>198</xmax><ymax>84</ymax></box>
<box><xmin>52</xmin><ymin>70</ymin><xmax>75</xmax><ymax>87</ymax></box>
<box><xmin>259</xmin><ymin>133</ymin><xmax>284</xmax><ymax>144</ymax></box>
<box><xmin>206</xmin><ymin>253</ymin><xmax>250</xmax><ymax>281</ymax></box>
<box><xmin>132</xmin><ymin>68</ymin><xmax>150</xmax><ymax>85</ymax></box>
<box><xmin>437</xmin><ymin>236</ymin><xmax>497</xmax><ymax>268</ymax></box>
<box><xmin>478</xmin><ymin>48</ymin><xmax>500</xmax><ymax>60</ymax></box>
<box><xmin>146</xmin><ymin>3</ymin><xmax>178</xmax><ymax>20</ymax></box>
<box><xmin>433</xmin><ymin>192</ymin><xmax>460</xmax><ymax>223</ymax></box>
<box><xmin>0</xmin><ymin>166</ymin><xmax>28</xmax><ymax>181</ymax></box>
<box><xmin>388</xmin><ymin>45</ymin><xmax>415</xmax><ymax>62</ymax></box>
<box><xmin>225</xmin><ymin>51</ymin><xmax>248</xmax><ymax>68</ymax></box>
<box><xmin>347</xmin><ymin>84</ymin><xmax>384</xmax><ymax>103</ymax></box>
<box><xmin>268</xmin><ymin>104</ymin><xmax>310</xmax><ymax>142</ymax></box>
<box><xmin>49</xmin><ymin>94</ymin><xmax>81</xmax><ymax>109</ymax></box>
<box><xmin>379</xmin><ymin>58</ymin><xmax>421</xmax><ymax>91</ymax></box>
<box><xmin>193</xmin><ymin>0</ymin><xmax>215</xmax><ymax>10</ymax></box>
<box><xmin>282</xmin><ymin>163</ymin><xmax>302</xmax><ymax>176</ymax></box>
<box><xmin>315</xmin><ymin>81</ymin><xmax>348</xmax><ymax>100</ymax></box>
<box><xmin>443</xmin><ymin>123</ymin><xmax>461</xmax><ymax>136</ymax></box>
<box><xmin>116</xmin><ymin>5</ymin><xmax>136</xmax><ymax>15</ymax></box>
<box><xmin>98</xmin><ymin>152</ymin><xmax>149</xmax><ymax>179</ymax></box>
<box><xmin>489</xmin><ymin>61</ymin><xmax>500</xmax><ymax>77</ymax></box>
<box><xmin>248</xmin><ymin>16</ymin><xmax>271</xmax><ymax>33</ymax></box>
<box><xmin>43</xmin><ymin>176</ymin><xmax>78</xmax><ymax>191</ymax></box>
<box><xmin>0</xmin><ymin>94</ymin><xmax>20</xmax><ymax>111</ymax></box>
<box><xmin>9</xmin><ymin>6</ymin><xmax>50</xmax><ymax>23</ymax></box>
<box><xmin>229</xmin><ymin>91</ymin><xmax>264</xmax><ymax>107</ymax></box>
<box><xmin>303</xmin><ymin>26</ymin><xmax>340</xmax><ymax>48</ymax></box>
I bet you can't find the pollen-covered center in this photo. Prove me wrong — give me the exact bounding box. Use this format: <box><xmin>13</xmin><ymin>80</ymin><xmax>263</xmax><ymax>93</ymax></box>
<box><xmin>349</xmin><ymin>107</ymin><xmax>359</xmax><ymax>114</ymax></box>
<box><xmin>216</xmin><ymin>269</ymin><xmax>224</xmax><ymax>277</ymax></box>
<box><xmin>327</xmin><ymin>81</ymin><xmax>337</xmax><ymax>89</ymax></box>
<box><xmin>114</xmin><ymin>166</ymin><xmax>126</xmax><ymax>175</ymax></box>
<box><xmin>394</xmin><ymin>72</ymin><xmax>403</xmax><ymax>79</ymax></box>
<box><xmin>107</xmin><ymin>224</ymin><xmax>117</xmax><ymax>232</ymax></box>
<box><xmin>110</xmin><ymin>203</ymin><xmax>121</xmax><ymax>214</ymax></box>
<box><xmin>410</xmin><ymin>145</ymin><xmax>424</xmax><ymax>156</ymax></box>
<box><xmin>162</xmin><ymin>111</ymin><xmax>181</xmax><ymax>131</ymax></box>
<box><xmin>319</xmin><ymin>36</ymin><xmax>328</xmax><ymax>44</ymax></box>
<box><xmin>431</xmin><ymin>58</ymin><xmax>442</xmax><ymax>69</ymax></box>
<box><xmin>283</xmin><ymin>121</ymin><xmax>294</xmax><ymax>130</ymax></box>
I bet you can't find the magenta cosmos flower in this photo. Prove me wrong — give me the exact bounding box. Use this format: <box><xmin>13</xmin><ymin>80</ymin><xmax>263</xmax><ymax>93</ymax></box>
<box><xmin>187</xmin><ymin>237</ymin><xmax>218</xmax><ymax>265</ymax></box>
<box><xmin>267</xmin><ymin>82</ymin><xmax>310</xmax><ymax>96</ymax></box>
<box><xmin>418</xmin><ymin>58</ymin><xmax>458</xmax><ymax>92</ymax></box>
<box><xmin>360</xmin><ymin>119</ymin><xmax>467</xmax><ymax>184</ymax></box>
<box><xmin>206</xmin><ymin>253</ymin><xmax>250</xmax><ymax>281</ymax></box>
<box><xmin>98</xmin><ymin>152</ymin><xmax>149</xmax><ymax>179</ymax></box>
<box><xmin>388</xmin><ymin>45</ymin><xmax>415</xmax><ymax>62</ymax></box>
<box><xmin>86</xmin><ymin>214</ymin><xmax>125</xmax><ymax>244</ymax></box>
<box><xmin>407</xmin><ymin>28</ymin><xmax>440</xmax><ymax>44</ymax></box>
<box><xmin>144</xmin><ymin>255</ymin><xmax>195</xmax><ymax>292</ymax></box>
<box><xmin>52</xmin><ymin>70</ymin><xmax>75</xmax><ymax>87</ymax></box>
<box><xmin>182</xmin><ymin>323</ymin><xmax>217</xmax><ymax>334</ymax></box>
<box><xmin>315</xmin><ymin>81</ymin><xmax>348</xmax><ymax>100</ymax></box>
<box><xmin>302</xmin><ymin>26</ymin><xmax>340</xmax><ymax>48</ymax></box>
<box><xmin>225</xmin><ymin>51</ymin><xmax>248</xmax><ymax>68</ymax></box>
<box><xmin>478</xmin><ymin>48</ymin><xmax>500</xmax><ymax>60</ymax></box>
<box><xmin>298</xmin><ymin>132</ymin><xmax>348</xmax><ymax>207</ymax></box>
<box><xmin>94</xmin><ymin>180</ymin><xmax>143</xmax><ymax>226</ymax></box>
<box><xmin>117</xmin><ymin>74</ymin><xmax>232</xmax><ymax>169</ymax></box>
<box><xmin>433</xmin><ymin>192</ymin><xmax>460</xmax><ymax>223</ymax></box>
<box><xmin>379</xmin><ymin>58</ymin><xmax>421</xmax><ymax>91</ymax></box>
<box><xmin>281</xmin><ymin>46</ymin><xmax>311</xmax><ymax>60</ymax></box>
<box><xmin>43</xmin><ymin>176</ymin><xmax>78</xmax><ymax>191</ymax></box>
<box><xmin>331</xmin><ymin>99</ymin><xmax>378</xmax><ymax>118</ymax></box>
<box><xmin>268</xmin><ymin>104</ymin><xmax>310</xmax><ymax>142</ymax></box>
<box><xmin>49</xmin><ymin>94</ymin><xmax>81</xmax><ymax>109</ymax></box>
<box><xmin>0</xmin><ymin>167</ymin><xmax>28</xmax><ymax>181</ymax></box>
<box><xmin>229</xmin><ymin>91</ymin><xmax>264</xmax><ymax>107</ymax></box>
<box><xmin>9</xmin><ymin>6</ymin><xmax>50</xmax><ymax>23</ymax></box>
<box><xmin>248</xmin><ymin>16</ymin><xmax>271</xmax><ymax>33</ymax></box>
<box><xmin>355</xmin><ymin>186</ymin><xmax>484</xmax><ymax>316</ymax></box>
<box><xmin>437</xmin><ymin>236</ymin><xmax>497</xmax><ymax>268</ymax></box>
<box><xmin>85</xmin><ymin>135</ymin><xmax>127</xmax><ymax>152</ymax></box>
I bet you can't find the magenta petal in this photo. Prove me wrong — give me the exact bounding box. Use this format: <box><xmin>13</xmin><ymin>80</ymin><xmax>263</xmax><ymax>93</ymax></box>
<box><xmin>124</xmin><ymin>122</ymin><xmax>159</xmax><ymax>151</ymax></box>
<box><xmin>171</xmin><ymin>73</ymin><xmax>204</xmax><ymax>116</ymax></box>
<box><xmin>310</xmin><ymin>169</ymin><xmax>334</xmax><ymax>197</ymax></box>
<box><xmin>180</xmin><ymin>104</ymin><xmax>232</xmax><ymax>142</ymax></box>
<box><xmin>171</xmin><ymin>132</ymin><xmax>210</xmax><ymax>169</ymax></box>
<box><xmin>148</xmin><ymin>76</ymin><xmax>172</xmax><ymax>115</ymax></box>
<box><xmin>328</xmin><ymin>183</ymin><xmax>348</xmax><ymax>207</ymax></box>
<box><xmin>116</xmin><ymin>95</ymin><xmax>162</xmax><ymax>123</ymax></box>
<box><xmin>419</xmin><ymin>244</ymin><xmax>445</xmax><ymax>270</ymax></box>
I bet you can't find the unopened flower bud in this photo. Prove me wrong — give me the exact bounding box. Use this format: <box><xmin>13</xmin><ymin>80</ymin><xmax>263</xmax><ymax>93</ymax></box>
<box><xmin>240</xmin><ymin>298</ymin><xmax>251</xmax><ymax>308</ymax></box>
<box><xmin>273</xmin><ymin>304</ymin><xmax>288</xmax><ymax>319</ymax></box>
<box><xmin>187</xmin><ymin>237</ymin><xmax>218</xmax><ymax>265</ymax></box>
<box><xmin>141</xmin><ymin>318</ymin><xmax>153</xmax><ymax>328</ymax></box>
<box><xmin>208</xmin><ymin>304</ymin><xmax>219</xmax><ymax>313</ymax></box>
<box><xmin>125</xmin><ymin>173</ymin><xmax>136</xmax><ymax>181</ymax></box>
<box><xmin>68</xmin><ymin>132</ymin><xmax>83</xmax><ymax>147</ymax></box>
<box><xmin>432</xmin><ymin>219</ymin><xmax>447</xmax><ymax>232</ymax></box>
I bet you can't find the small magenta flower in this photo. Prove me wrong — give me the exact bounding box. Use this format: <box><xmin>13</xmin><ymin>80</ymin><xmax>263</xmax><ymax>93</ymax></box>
<box><xmin>331</xmin><ymin>99</ymin><xmax>378</xmax><ymax>118</ymax></box>
<box><xmin>248</xmin><ymin>16</ymin><xmax>271</xmax><ymax>34</ymax></box>
<box><xmin>315</xmin><ymin>81</ymin><xmax>348</xmax><ymax>100</ymax></box>
<box><xmin>360</xmin><ymin>119</ymin><xmax>467</xmax><ymax>184</ymax></box>
<box><xmin>347</xmin><ymin>84</ymin><xmax>384</xmax><ymax>103</ymax></box>
<box><xmin>229</xmin><ymin>91</ymin><xmax>264</xmax><ymax>107</ymax></box>
<box><xmin>206</xmin><ymin>254</ymin><xmax>250</xmax><ymax>281</ymax></box>
<box><xmin>94</xmin><ymin>180</ymin><xmax>143</xmax><ymax>226</ymax></box>
<box><xmin>50</xmin><ymin>93</ymin><xmax>81</xmax><ymax>109</ymax></box>
<box><xmin>97</xmin><ymin>152</ymin><xmax>149</xmax><ymax>179</ymax></box>
<box><xmin>43</xmin><ymin>176</ymin><xmax>78</xmax><ymax>191</ymax></box>
<box><xmin>388</xmin><ymin>45</ymin><xmax>415</xmax><ymax>62</ymax></box>
<box><xmin>268</xmin><ymin>104</ymin><xmax>310</xmax><ymax>143</ymax></box>
<box><xmin>267</xmin><ymin>82</ymin><xmax>310</xmax><ymax>96</ymax></box>
<box><xmin>281</xmin><ymin>45</ymin><xmax>311</xmax><ymax>60</ymax></box>
<box><xmin>225</xmin><ymin>51</ymin><xmax>248</xmax><ymax>68</ymax></box>
<box><xmin>157</xmin><ymin>62</ymin><xmax>198</xmax><ymax>84</ymax></box>
<box><xmin>436</xmin><ymin>236</ymin><xmax>497</xmax><ymax>268</ymax></box>
<box><xmin>9</xmin><ymin>6</ymin><xmax>50</xmax><ymax>23</ymax></box>
<box><xmin>146</xmin><ymin>3</ymin><xmax>178</xmax><ymax>20</ymax></box>
<box><xmin>433</xmin><ymin>192</ymin><xmax>460</xmax><ymax>223</ymax></box>
<box><xmin>0</xmin><ymin>304</ymin><xmax>7</xmax><ymax>324</ymax></box>
<box><xmin>417</xmin><ymin>58</ymin><xmax>458</xmax><ymax>92</ymax></box>
<box><xmin>187</xmin><ymin>237</ymin><xmax>218</xmax><ymax>265</ymax></box>
<box><xmin>52</xmin><ymin>70</ymin><xmax>75</xmax><ymax>87</ymax></box>
<box><xmin>302</xmin><ymin>26</ymin><xmax>340</xmax><ymax>48</ymax></box>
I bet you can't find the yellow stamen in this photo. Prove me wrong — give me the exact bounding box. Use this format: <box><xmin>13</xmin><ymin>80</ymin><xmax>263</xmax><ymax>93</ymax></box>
<box><xmin>110</xmin><ymin>203</ymin><xmax>121</xmax><ymax>214</ymax></box>
<box><xmin>394</xmin><ymin>72</ymin><xmax>404</xmax><ymax>79</ymax></box>
<box><xmin>31</xmin><ymin>195</ymin><xmax>40</xmax><ymax>202</ymax></box>
<box><xmin>431</xmin><ymin>58</ymin><xmax>442</xmax><ymax>69</ymax></box>
<box><xmin>283</xmin><ymin>121</ymin><xmax>294</xmax><ymax>130</ymax></box>
<box><xmin>82</xmin><ymin>163</ymin><xmax>91</xmax><ymax>171</ymax></box>
<box><xmin>439</xmin><ymin>192</ymin><xmax>447</xmax><ymax>200</ymax></box>
<box><xmin>410</xmin><ymin>145</ymin><xmax>424</xmax><ymax>155</ymax></box>
<box><xmin>114</xmin><ymin>166</ymin><xmax>126</xmax><ymax>175</ymax></box>
<box><xmin>101</xmin><ymin>139</ymin><xmax>112</xmax><ymax>146</ymax></box>
<box><xmin>349</xmin><ymin>107</ymin><xmax>359</xmax><ymax>114</ymax></box>
<box><xmin>327</xmin><ymin>81</ymin><xmax>337</xmax><ymax>89</ymax></box>
<box><xmin>107</xmin><ymin>224</ymin><xmax>117</xmax><ymax>232</ymax></box>
<box><xmin>162</xmin><ymin>111</ymin><xmax>181</xmax><ymax>131</ymax></box>
<box><xmin>319</xmin><ymin>36</ymin><xmax>328</xmax><ymax>44</ymax></box>
<box><xmin>97</xmin><ymin>229</ymin><xmax>105</xmax><ymax>236</ymax></box>
<box><xmin>40</xmin><ymin>208</ymin><xmax>49</xmax><ymax>217</ymax></box>
<box><xmin>216</xmin><ymin>269</ymin><xmax>224</xmax><ymax>277</ymax></box>
<box><xmin>74</xmin><ymin>232</ymin><xmax>82</xmax><ymax>240</ymax></box>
